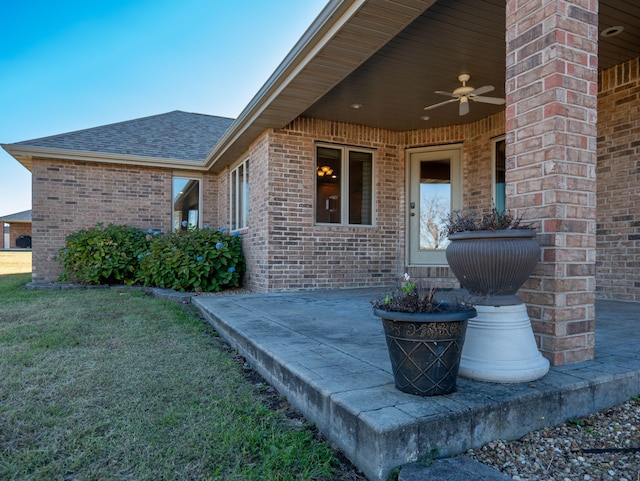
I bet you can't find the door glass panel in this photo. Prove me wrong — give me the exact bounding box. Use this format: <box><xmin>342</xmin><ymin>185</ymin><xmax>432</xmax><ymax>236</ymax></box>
<box><xmin>409</xmin><ymin>147</ymin><xmax>461</xmax><ymax>265</ymax></box>
<box><xmin>419</xmin><ymin>160</ymin><xmax>451</xmax><ymax>250</ymax></box>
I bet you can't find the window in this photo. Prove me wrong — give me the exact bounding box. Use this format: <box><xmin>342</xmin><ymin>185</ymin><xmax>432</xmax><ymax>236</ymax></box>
<box><xmin>492</xmin><ymin>136</ymin><xmax>506</xmax><ymax>213</ymax></box>
<box><xmin>173</xmin><ymin>177</ymin><xmax>201</xmax><ymax>230</ymax></box>
<box><xmin>230</xmin><ymin>159</ymin><xmax>249</xmax><ymax>230</ymax></box>
<box><xmin>315</xmin><ymin>145</ymin><xmax>373</xmax><ymax>225</ymax></box>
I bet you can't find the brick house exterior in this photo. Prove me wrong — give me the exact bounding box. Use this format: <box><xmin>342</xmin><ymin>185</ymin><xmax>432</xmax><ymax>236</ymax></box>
<box><xmin>3</xmin><ymin>0</ymin><xmax>638</xmax><ymax>366</ymax></box>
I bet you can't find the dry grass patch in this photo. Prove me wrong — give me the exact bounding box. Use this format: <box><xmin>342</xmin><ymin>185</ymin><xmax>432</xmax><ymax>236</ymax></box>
<box><xmin>0</xmin><ymin>251</ymin><xmax>32</xmax><ymax>275</ymax></box>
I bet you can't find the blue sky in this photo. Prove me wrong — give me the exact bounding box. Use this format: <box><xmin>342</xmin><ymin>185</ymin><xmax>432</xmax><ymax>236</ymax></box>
<box><xmin>0</xmin><ymin>0</ymin><xmax>327</xmax><ymax>217</ymax></box>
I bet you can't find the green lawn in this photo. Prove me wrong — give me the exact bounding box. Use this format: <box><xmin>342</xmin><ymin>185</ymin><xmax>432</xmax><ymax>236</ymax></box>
<box><xmin>0</xmin><ymin>274</ymin><xmax>342</xmax><ymax>480</ymax></box>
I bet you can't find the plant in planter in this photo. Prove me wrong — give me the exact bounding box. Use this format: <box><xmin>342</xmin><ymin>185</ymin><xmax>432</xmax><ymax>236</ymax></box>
<box><xmin>372</xmin><ymin>275</ymin><xmax>476</xmax><ymax>396</ymax></box>
<box><xmin>443</xmin><ymin>208</ymin><xmax>539</xmax><ymax>306</ymax></box>
<box><xmin>442</xmin><ymin>208</ymin><xmax>549</xmax><ymax>383</ymax></box>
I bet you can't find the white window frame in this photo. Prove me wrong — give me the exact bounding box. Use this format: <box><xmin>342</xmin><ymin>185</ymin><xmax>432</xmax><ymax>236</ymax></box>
<box><xmin>172</xmin><ymin>174</ymin><xmax>203</xmax><ymax>231</ymax></box>
<box><xmin>491</xmin><ymin>135</ymin><xmax>506</xmax><ymax>213</ymax></box>
<box><xmin>315</xmin><ymin>143</ymin><xmax>375</xmax><ymax>227</ymax></box>
<box><xmin>230</xmin><ymin>158</ymin><xmax>250</xmax><ymax>231</ymax></box>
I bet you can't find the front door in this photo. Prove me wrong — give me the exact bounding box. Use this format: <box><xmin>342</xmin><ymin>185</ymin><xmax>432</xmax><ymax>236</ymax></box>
<box><xmin>407</xmin><ymin>145</ymin><xmax>462</xmax><ymax>265</ymax></box>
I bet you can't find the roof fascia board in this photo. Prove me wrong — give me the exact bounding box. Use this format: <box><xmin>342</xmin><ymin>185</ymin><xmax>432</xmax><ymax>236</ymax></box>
<box><xmin>1</xmin><ymin>144</ymin><xmax>208</xmax><ymax>172</ymax></box>
<box><xmin>203</xmin><ymin>0</ymin><xmax>365</xmax><ymax>170</ymax></box>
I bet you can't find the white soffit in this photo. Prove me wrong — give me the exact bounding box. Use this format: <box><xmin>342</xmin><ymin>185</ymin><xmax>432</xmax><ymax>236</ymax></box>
<box><xmin>205</xmin><ymin>0</ymin><xmax>436</xmax><ymax>172</ymax></box>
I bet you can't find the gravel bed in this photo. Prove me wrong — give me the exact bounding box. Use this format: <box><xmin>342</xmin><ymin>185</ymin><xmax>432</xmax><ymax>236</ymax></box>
<box><xmin>465</xmin><ymin>397</ymin><xmax>640</xmax><ymax>481</ymax></box>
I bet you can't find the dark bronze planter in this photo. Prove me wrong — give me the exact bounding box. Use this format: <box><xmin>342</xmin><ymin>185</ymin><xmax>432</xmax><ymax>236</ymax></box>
<box><xmin>373</xmin><ymin>306</ymin><xmax>476</xmax><ymax>396</ymax></box>
<box><xmin>445</xmin><ymin>229</ymin><xmax>540</xmax><ymax>305</ymax></box>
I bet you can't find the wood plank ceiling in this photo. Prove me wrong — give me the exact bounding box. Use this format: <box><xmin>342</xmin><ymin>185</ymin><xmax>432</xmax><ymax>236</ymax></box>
<box><xmin>301</xmin><ymin>0</ymin><xmax>640</xmax><ymax>131</ymax></box>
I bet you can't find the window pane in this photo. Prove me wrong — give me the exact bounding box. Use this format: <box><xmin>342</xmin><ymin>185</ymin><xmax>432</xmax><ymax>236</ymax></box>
<box><xmin>316</xmin><ymin>147</ymin><xmax>341</xmax><ymax>224</ymax></box>
<box><xmin>230</xmin><ymin>160</ymin><xmax>250</xmax><ymax>230</ymax></box>
<box><xmin>494</xmin><ymin>139</ymin><xmax>506</xmax><ymax>213</ymax></box>
<box><xmin>419</xmin><ymin>160</ymin><xmax>450</xmax><ymax>250</ymax></box>
<box><xmin>242</xmin><ymin>161</ymin><xmax>250</xmax><ymax>228</ymax></box>
<box><xmin>230</xmin><ymin>169</ymin><xmax>237</xmax><ymax>230</ymax></box>
<box><xmin>237</xmin><ymin>164</ymin><xmax>244</xmax><ymax>230</ymax></box>
<box><xmin>173</xmin><ymin>177</ymin><xmax>199</xmax><ymax>230</ymax></box>
<box><xmin>348</xmin><ymin>151</ymin><xmax>372</xmax><ymax>225</ymax></box>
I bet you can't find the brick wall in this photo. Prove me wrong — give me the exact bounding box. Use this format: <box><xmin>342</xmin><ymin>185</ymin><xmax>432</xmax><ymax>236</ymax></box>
<box><xmin>596</xmin><ymin>57</ymin><xmax>640</xmax><ymax>301</ymax></box>
<box><xmin>201</xmin><ymin>170</ymin><xmax>220</xmax><ymax>229</ymax></box>
<box><xmin>223</xmin><ymin>120</ymin><xmax>405</xmax><ymax>291</ymax></box>
<box><xmin>32</xmin><ymin>159</ymin><xmax>174</xmax><ymax>282</ymax></box>
<box><xmin>222</xmin><ymin>113</ymin><xmax>506</xmax><ymax>292</ymax></box>
<box><xmin>273</xmin><ymin>120</ymin><xmax>406</xmax><ymax>291</ymax></box>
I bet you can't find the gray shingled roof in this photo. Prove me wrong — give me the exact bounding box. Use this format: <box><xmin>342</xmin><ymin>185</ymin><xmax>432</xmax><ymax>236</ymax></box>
<box><xmin>0</xmin><ymin>210</ymin><xmax>31</xmax><ymax>222</ymax></box>
<box><xmin>14</xmin><ymin>111</ymin><xmax>234</xmax><ymax>162</ymax></box>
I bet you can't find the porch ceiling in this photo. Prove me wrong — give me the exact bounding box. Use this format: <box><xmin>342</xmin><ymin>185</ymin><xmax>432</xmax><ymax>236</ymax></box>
<box><xmin>302</xmin><ymin>0</ymin><xmax>640</xmax><ymax>131</ymax></box>
<box><xmin>208</xmin><ymin>0</ymin><xmax>639</xmax><ymax>170</ymax></box>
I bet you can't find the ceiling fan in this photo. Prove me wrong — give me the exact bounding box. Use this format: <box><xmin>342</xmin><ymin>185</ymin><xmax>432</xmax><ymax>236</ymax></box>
<box><xmin>423</xmin><ymin>74</ymin><xmax>505</xmax><ymax>116</ymax></box>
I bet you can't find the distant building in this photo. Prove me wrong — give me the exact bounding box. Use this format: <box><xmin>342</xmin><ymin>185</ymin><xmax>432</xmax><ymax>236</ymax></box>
<box><xmin>0</xmin><ymin>210</ymin><xmax>32</xmax><ymax>249</ymax></box>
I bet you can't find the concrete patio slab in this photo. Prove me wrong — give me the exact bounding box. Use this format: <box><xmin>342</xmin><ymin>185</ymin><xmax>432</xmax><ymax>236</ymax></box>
<box><xmin>193</xmin><ymin>289</ymin><xmax>640</xmax><ymax>481</ymax></box>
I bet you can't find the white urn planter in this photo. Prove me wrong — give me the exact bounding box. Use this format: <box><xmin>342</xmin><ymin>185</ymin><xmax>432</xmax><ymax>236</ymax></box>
<box><xmin>457</xmin><ymin>304</ymin><xmax>550</xmax><ymax>383</ymax></box>
<box><xmin>445</xmin><ymin>229</ymin><xmax>549</xmax><ymax>383</ymax></box>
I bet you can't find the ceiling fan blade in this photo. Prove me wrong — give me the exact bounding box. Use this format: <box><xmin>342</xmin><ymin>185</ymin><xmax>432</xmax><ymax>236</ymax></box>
<box><xmin>423</xmin><ymin>98</ymin><xmax>457</xmax><ymax>111</ymax></box>
<box><xmin>470</xmin><ymin>85</ymin><xmax>494</xmax><ymax>96</ymax></box>
<box><xmin>434</xmin><ymin>90</ymin><xmax>455</xmax><ymax>97</ymax></box>
<box><xmin>459</xmin><ymin>97</ymin><xmax>470</xmax><ymax>116</ymax></box>
<box><xmin>472</xmin><ymin>96</ymin><xmax>506</xmax><ymax>105</ymax></box>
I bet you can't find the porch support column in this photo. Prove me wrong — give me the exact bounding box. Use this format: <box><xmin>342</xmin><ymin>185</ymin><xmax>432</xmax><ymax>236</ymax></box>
<box><xmin>505</xmin><ymin>0</ymin><xmax>598</xmax><ymax>365</ymax></box>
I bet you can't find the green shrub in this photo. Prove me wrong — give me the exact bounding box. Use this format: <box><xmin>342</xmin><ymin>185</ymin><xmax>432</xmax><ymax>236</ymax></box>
<box><xmin>139</xmin><ymin>228</ymin><xmax>245</xmax><ymax>292</ymax></box>
<box><xmin>58</xmin><ymin>224</ymin><xmax>150</xmax><ymax>285</ymax></box>
<box><xmin>59</xmin><ymin>225</ymin><xmax>246</xmax><ymax>292</ymax></box>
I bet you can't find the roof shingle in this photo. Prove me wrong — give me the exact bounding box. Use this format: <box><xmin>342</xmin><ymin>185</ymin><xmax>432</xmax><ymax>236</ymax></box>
<box><xmin>0</xmin><ymin>210</ymin><xmax>31</xmax><ymax>222</ymax></box>
<box><xmin>14</xmin><ymin>111</ymin><xmax>234</xmax><ymax>162</ymax></box>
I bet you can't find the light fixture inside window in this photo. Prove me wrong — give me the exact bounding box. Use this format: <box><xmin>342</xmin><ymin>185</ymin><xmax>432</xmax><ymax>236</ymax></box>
<box><xmin>601</xmin><ymin>26</ymin><xmax>624</xmax><ymax>37</ymax></box>
<box><xmin>350</xmin><ymin>103</ymin><xmax>363</xmax><ymax>109</ymax></box>
<box><xmin>317</xmin><ymin>165</ymin><xmax>334</xmax><ymax>177</ymax></box>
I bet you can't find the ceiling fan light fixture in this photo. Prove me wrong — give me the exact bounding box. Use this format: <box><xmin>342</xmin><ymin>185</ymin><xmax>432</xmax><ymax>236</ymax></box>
<box><xmin>423</xmin><ymin>74</ymin><xmax>505</xmax><ymax>116</ymax></box>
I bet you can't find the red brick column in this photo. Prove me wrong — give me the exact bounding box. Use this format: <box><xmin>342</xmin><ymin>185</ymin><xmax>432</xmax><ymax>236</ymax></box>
<box><xmin>505</xmin><ymin>0</ymin><xmax>598</xmax><ymax>365</ymax></box>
